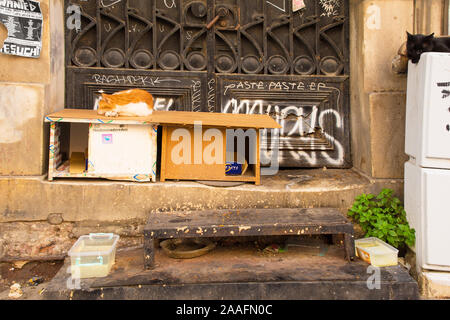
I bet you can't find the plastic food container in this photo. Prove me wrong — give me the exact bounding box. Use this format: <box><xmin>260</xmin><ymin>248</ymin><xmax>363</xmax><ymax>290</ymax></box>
<box><xmin>355</xmin><ymin>237</ymin><xmax>399</xmax><ymax>267</ymax></box>
<box><xmin>68</xmin><ymin>233</ymin><xmax>119</xmax><ymax>279</ymax></box>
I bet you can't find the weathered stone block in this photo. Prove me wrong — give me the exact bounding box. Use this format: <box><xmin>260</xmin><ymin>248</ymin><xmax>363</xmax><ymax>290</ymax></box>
<box><xmin>0</xmin><ymin>221</ymin><xmax>142</xmax><ymax>259</ymax></box>
<box><xmin>0</xmin><ymin>221</ymin><xmax>74</xmax><ymax>258</ymax></box>
<box><xmin>350</xmin><ymin>0</ymin><xmax>414</xmax><ymax>178</ymax></box>
<box><xmin>421</xmin><ymin>272</ymin><xmax>450</xmax><ymax>299</ymax></box>
<box><xmin>47</xmin><ymin>0</ymin><xmax>65</xmax><ymax>115</ymax></box>
<box><xmin>369</xmin><ymin>92</ymin><xmax>408</xmax><ymax>178</ymax></box>
<box><xmin>350</xmin><ymin>1</ymin><xmax>371</xmax><ymax>175</ymax></box>
<box><xmin>369</xmin><ymin>93</ymin><xmax>408</xmax><ymax>179</ymax></box>
<box><xmin>361</xmin><ymin>0</ymin><xmax>414</xmax><ymax>92</ymax></box>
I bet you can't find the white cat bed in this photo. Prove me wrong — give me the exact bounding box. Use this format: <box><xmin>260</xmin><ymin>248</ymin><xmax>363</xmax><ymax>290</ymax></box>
<box><xmin>45</xmin><ymin>109</ymin><xmax>157</xmax><ymax>182</ymax></box>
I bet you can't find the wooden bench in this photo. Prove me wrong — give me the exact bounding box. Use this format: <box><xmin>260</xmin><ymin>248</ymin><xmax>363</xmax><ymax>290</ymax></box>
<box><xmin>143</xmin><ymin>208</ymin><xmax>355</xmax><ymax>269</ymax></box>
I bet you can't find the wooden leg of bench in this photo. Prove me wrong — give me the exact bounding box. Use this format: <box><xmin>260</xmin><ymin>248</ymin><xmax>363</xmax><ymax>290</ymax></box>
<box><xmin>144</xmin><ymin>237</ymin><xmax>156</xmax><ymax>270</ymax></box>
<box><xmin>344</xmin><ymin>233</ymin><xmax>355</xmax><ymax>261</ymax></box>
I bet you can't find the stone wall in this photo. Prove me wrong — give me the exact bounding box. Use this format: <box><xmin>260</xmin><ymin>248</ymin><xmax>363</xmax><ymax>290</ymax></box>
<box><xmin>349</xmin><ymin>0</ymin><xmax>448</xmax><ymax>179</ymax></box>
<box><xmin>0</xmin><ymin>0</ymin><xmax>64</xmax><ymax>176</ymax></box>
<box><xmin>0</xmin><ymin>0</ymin><xmax>444</xmax><ymax>261</ymax></box>
<box><xmin>0</xmin><ymin>174</ymin><xmax>404</xmax><ymax>260</ymax></box>
<box><xmin>350</xmin><ymin>0</ymin><xmax>413</xmax><ymax>179</ymax></box>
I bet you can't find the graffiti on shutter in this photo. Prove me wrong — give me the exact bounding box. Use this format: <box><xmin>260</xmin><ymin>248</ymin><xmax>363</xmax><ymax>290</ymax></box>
<box><xmin>65</xmin><ymin>0</ymin><xmax>350</xmax><ymax>167</ymax></box>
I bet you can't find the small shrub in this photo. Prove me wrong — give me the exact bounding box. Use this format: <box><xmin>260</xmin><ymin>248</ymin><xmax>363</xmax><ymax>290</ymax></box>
<box><xmin>348</xmin><ymin>188</ymin><xmax>415</xmax><ymax>249</ymax></box>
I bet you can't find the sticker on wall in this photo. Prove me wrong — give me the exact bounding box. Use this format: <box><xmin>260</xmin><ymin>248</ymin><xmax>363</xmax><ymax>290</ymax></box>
<box><xmin>293</xmin><ymin>0</ymin><xmax>306</xmax><ymax>12</ymax></box>
<box><xmin>102</xmin><ymin>134</ymin><xmax>113</xmax><ymax>144</ymax></box>
<box><xmin>0</xmin><ymin>0</ymin><xmax>43</xmax><ymax>58</ymax></box>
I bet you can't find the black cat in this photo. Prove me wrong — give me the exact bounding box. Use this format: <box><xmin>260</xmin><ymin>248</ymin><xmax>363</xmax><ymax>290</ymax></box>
<box><xmin>406</xmin><ymin>32</ymin><xmax>450</xmax><ymax>64</ymax></box>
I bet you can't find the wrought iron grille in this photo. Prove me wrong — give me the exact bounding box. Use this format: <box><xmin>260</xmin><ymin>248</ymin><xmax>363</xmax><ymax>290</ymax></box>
<box><xmin>65</xmin><ymin>0</ymin><xmax>350</xmax><ymax>168</ymax></box>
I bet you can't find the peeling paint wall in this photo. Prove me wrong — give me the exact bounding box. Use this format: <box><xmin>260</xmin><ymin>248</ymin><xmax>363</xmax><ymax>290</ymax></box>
<box><xmin>0</xmin><ymin>83</ymin><xmax>45</xmax><ymax>174</ymax></box>
<box><xmin>0</xmin><ymin>84</ymin><xmax>40</xmax><ymax>143</ymax></box>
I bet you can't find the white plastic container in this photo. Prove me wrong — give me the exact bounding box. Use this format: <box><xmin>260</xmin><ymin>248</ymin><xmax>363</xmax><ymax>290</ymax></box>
<box><xmin>355</xmin><ymin>237</ymin><xmax>399</xmax><ymax>267</ymax></box>
<box><xmin>405</xmin><ymin>53</ymin><xmax>450</xmax><ymax>169</ymax></box>
<box><xmin>405</xmin><ymin>162</ymin><xmax>450</xmax><ymax>271</ymax></box>
<box><xmin>68</xmin><ymin>233</ymin><xmax>119</xmax><ymax>279</ymax></box>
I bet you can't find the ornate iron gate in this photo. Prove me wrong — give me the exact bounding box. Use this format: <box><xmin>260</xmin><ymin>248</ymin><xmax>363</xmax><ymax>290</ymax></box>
<box><xmin>65</xmin><ymin>0</ymin><xmax>350</xmax><ymax>168</ymax></box>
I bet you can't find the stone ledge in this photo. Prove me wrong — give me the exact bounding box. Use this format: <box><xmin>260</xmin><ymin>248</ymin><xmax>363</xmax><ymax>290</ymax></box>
<box><xmin>0</xmin><ymin>169</ymin><xmax>404</xmax><ymax>259</ymax></box>
<box><xmin>0</xmin><ymin>169</ymin><xmax>404</xmax><ymax>223</ymax></box>
<box><xmin>43</xmin><ymin>246</ymin><xmax>419</xmax><ymax>300</ymax></box>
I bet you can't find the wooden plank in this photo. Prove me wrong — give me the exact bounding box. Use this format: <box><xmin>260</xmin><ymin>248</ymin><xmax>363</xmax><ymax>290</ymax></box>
<box><xmin>51</xmin><ymin>161</ymin><xmax>152</xmax><ymax>181</ymax></box>
<box><xmin>48</xmin><ymin>123</ymin><xmax>56</xmax><ymax>181</ymax></box>
<box><xmin>160</xmin><ymin>126</ymin><xmax>168</xmax><ymax>182</ymax></box>
<box><xmin>255</xmin><ymin>130</ymin><xmax>261</xmax><ymax>186</ymax></box>
<box><xmin>146</xmin><ymin>208</ymin><xmax>351</xmax><ymax>229</ymax></box>
<box><xmin>144</xmin><ymin>237</ymin><xmax>155</xmax><ymax>270</ymax></box>
<box><xmin>151</xmin><ymin>111</ymin><xmax>281</xmax><ymax>129</ymax></box>
<box><xmin>97</xmin><ymin>247</ymin><xmax>379</xmax><ymax>288</ymax></box>
<box><xmin>46</xmin><ymin>248</ymin><xmax>419</xmax><ymax>300</ymax></box>
<box><xmin>144</xmin><ymin>208</ymin><xmax>354</xmax><ymax>240</ymax></box>
<box><xmin>344</xmin><ymin>233</ymin><xmax>356</xmax><ymax>261</ymax></box>
<box><xmin>69</xmin><ymin>152</ymin><xmax>86</xmax><ymax>174</ymax></box>
<box><xmin>150</xmin><ymin>125</ymin><xmax>158</xmax><ymax>182</ymax></box>
<box><xmin>145</xmin><ymin>224</ymin><xmax>353</xmax><ymax>243</ymax></box>
<box><xmin>45</xmin><ymin>109</ymin><xmax>281</xmax><ymax>129</ymax></box>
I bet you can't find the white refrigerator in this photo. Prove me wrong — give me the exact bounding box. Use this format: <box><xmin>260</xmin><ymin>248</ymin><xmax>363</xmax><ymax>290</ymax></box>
<box><xmin>405</xmin><ymin>53</ymin><xmax>450</xmax><ymax>276</ymax></box>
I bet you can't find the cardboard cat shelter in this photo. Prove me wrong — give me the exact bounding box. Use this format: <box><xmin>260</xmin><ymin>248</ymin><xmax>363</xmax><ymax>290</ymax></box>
<box><xmin>45</xmin><ymin>109</ymin><xmax>280</xmax><ymax>184</ymax></box>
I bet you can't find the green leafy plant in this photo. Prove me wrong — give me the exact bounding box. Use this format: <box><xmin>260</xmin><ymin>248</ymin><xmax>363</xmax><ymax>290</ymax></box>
<box><xmin>348</xmin><ymin>188</ymin><xmax>415</xmax><ymax>249</ymax></box>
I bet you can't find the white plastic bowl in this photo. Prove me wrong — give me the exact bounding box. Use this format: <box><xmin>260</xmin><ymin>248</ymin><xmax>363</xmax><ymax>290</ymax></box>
<box><xmin>68</xmin><ymin>233</ymin><xmax>119</xmax><ymax>279</ymax></box>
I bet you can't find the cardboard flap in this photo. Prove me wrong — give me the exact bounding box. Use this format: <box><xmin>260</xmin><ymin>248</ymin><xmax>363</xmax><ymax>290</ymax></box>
<box><xmin>45</xmin><ymin>109</ymin><xmax>281</xmax><ymax>129</ymax></box>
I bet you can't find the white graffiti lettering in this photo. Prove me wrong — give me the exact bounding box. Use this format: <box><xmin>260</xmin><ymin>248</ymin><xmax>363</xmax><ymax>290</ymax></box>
<box><xmin>222</xmin><ymin>98</ymin><xmax>344</xmax><ymax>166</ymax></box>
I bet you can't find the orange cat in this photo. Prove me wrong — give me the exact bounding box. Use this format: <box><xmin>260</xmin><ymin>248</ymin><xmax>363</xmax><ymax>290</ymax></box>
<box><xmin>95</xmin><ymin>89</ymin><xmax>154</xmax><ymax>117</ymax></box>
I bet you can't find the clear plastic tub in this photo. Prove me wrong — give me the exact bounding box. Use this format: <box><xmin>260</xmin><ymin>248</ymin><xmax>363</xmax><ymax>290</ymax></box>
<box><xmin>355</xmin><ymin>237</ymin><xmax>399</xmax><ymax>267</ymax></box>
<box><xmin>68</xmin><ymin>233</ymin><xmax>119</xmax><ymax>279</ymax></box>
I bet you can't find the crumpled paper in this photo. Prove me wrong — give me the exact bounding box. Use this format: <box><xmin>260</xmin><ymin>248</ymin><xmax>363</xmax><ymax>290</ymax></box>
<box><xmin>8</xmin><ymin>283</ymin><xmax>23</xmax><ymax>299</ymax></box>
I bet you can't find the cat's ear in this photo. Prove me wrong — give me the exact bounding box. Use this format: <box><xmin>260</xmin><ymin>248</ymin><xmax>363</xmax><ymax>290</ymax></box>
<box><xmin>423</xmin><ymin>33</ymin><xmax>435</xmax><ymax>50</ymax></box>
<box><xmin>406</xmin><ymin>31</ymin><xmax>413</xmax><ymax>39</ymax></box>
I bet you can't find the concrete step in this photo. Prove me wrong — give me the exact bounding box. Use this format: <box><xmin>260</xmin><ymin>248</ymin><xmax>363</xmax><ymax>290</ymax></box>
<box><xmin>0</xmin><ymin>168</ymin><xmax>403</xmax><ymax>224</ymax></box>
<box><xmin>43</xmin><ymin>246</ymin><xmax>419</xmax><ymax>300</ymax></box>
<box><xmin>0</xmin><ymin>168</ymin><xmax>404</xmax><ymax>260</ymax></box>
